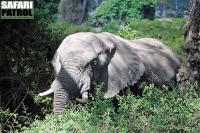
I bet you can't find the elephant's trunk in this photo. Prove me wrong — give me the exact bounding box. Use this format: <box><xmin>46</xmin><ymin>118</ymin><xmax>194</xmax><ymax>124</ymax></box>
<box><xmin>53</xmin><ymin>87</ymin><xmax>71</xmax><ymax>115</ymax></box>
<box><xmin>52</xmin><ymin>67</ymin><xmax>80</xmax><ymax>115</ymax></box>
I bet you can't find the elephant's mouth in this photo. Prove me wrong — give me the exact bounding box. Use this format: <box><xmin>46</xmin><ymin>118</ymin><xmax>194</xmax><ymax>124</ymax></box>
<box><xmin>76</xmin><ymin>83</ymin><xmax>89</xmax><ymax>103</ymax></box>
<box><xmin>76</xmin><ymin>76</ymin><xmax>91</xmax><ymax>103</ymax></box>
<box><xmin>78</xmin><ymin>71</ymin><xmax>92</xmax><ymax>93</ymax></box>
<box><xmin>79</xmin><ymin>81</ymin><xmax>90</xmax><ymax>94</ymax></box>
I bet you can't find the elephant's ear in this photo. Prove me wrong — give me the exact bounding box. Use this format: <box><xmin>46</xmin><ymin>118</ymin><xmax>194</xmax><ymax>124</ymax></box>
<box><xmin>51</xmin><ymin>52</ymin><xmax>61</xmax><ymax>77</ymax></box>
<box><xmin>97</xmin><ymin>33</ymin><xmax>145</xmax><ymax>98</ymax></box>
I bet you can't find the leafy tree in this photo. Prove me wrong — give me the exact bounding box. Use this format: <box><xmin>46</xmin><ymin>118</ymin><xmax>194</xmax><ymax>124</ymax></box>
<box><xmin>0</xmin><ymin>0</ymin><xmax>61</xmax><ymax>131</ymax></box>
<box><xmin>91</xmin><ymin>0</ymin><xmax>157</xmax><ymax>23</ymax></box>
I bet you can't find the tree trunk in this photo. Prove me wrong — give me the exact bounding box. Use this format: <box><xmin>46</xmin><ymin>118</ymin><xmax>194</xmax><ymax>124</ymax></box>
<box><xmin>176</xmin><ymin>0</ymin><xmax>200</xmax><ymax>92</ymax></box>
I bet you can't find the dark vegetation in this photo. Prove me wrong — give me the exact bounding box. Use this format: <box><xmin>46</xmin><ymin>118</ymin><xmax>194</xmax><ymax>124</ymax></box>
<box><xmin>1</xmin><ymin>0</ymin><xmax>199</xmax><ymax>132</ymax></box>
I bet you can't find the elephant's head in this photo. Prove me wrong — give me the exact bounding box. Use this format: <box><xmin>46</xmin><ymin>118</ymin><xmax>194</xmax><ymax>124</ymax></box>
<box><xmin>39</xmin><ymin>32</ymin><xmax>146</xmax><ymax>114</ymax></box>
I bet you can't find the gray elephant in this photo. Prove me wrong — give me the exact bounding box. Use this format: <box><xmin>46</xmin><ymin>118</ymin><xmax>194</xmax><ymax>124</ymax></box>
<box><xmin>39</xmin><ymin>32</ymin><xmax>181</xmax><ymax>114</ymax></box>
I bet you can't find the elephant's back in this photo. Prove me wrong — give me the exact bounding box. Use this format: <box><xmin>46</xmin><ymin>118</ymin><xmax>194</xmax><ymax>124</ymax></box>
<box><xmin>130</xmin><ymin>38</ymin><xmax>173</xmax><ymax>53</ymax></box>
<box><xmin>97</xmin><ymin>33</ymin><xmax>181</xmax><ymax>87</ymax></box>
<box><xmin>130</xmin><ymin>38</ymin><xmax>180</xmax><ymax>65</ymax></box>
<box><xmin>130</xmin><ymin>38</ymin><xmax>181</xmax><ymax>86</ymax></box>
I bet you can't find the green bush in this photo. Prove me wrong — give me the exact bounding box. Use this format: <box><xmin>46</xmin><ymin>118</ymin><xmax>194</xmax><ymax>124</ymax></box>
<box><xmin>91</xmin><ymin>0</ymin><xmax>157</xmax><ymax>23</ymax></box>
<box><xmin>48</xmin><ymin>22</ymin><xmax>92</xmax><ymax>43</ymax></box>
<box><xmin>0</xmin><ymin>0</ymin><xmax>60</xmax><ymax>131</ymax></box>
<box><xmin>93</xmin><ymin>20</ymin><xmax>121</xmax><ymax>34</ymax></box>
<box><xmin>0</xmin><ymin>108</ymin><xmax>10</xmax><ymax>126</ymax></box>
<box><xmin>117</xmin><ymin>25</ymin><xmax>140</xmax><ymax>40</ymax></box>
<box><xmin>0</xmin><ymin>18</ymin><xmax>56</xmax><ymax>132</ymax></box>
<box><xmin>20</xmin><ymin>83</ymin><xmax>200</xmax><ymax>133</ymax></box>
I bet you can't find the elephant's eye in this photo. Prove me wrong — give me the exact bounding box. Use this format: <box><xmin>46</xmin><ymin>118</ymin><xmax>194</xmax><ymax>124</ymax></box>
<box><xmin>91</xmin><ymin>60</ymin><xmax>97</xmax><ymax>68</ymax></box>
<box><xmin>93</xmin><ymin>60</ymin><xmax>97</xmax><ymax>66</ymax></box>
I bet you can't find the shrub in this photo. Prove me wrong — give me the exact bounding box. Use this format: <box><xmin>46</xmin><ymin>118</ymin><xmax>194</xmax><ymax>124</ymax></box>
<box><xmin>0</xmin><ymin>0</ymin><xmax>60</xmax><ymax>131</ymax></box>
<box><xmin>0</xmin><ymin>17</ymin><xmax>56</xmax><ymax>132</ymax></box>
<box><xmin>93</xmin><ymin>20</ymin><xmax>121</xmax><ymax>34</ymax></box>
<box><xmin>117</xmin><ymin>25</ymin><xmax>140</xmax><ymax>40</ymax></box>
<box><xmin>20</xmin><ymin>83</ymin><xmax>200</xmax><ymax>133</ymax></box>
<box><xmin>48</xmin><ymin>22</ymin><xmax>92</xmax><ymax>43</ymax></box>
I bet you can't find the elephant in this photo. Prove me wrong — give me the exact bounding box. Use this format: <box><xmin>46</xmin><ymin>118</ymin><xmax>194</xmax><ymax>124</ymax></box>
<box><xmin>39</xmin><ymin>32</ymin><xmax>181</xmax><ymax>114</ymax></box>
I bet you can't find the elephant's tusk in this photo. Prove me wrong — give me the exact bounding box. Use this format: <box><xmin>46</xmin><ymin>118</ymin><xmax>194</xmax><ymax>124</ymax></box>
<box><xmin>76</xmin><ymin>92</ymin><xmax>88</xmax><ymax>103</ymax></box>
<box><xmin>39</xmin><ymin>88</ymin><xmax>53</xmax><ymax>96</ymax></box>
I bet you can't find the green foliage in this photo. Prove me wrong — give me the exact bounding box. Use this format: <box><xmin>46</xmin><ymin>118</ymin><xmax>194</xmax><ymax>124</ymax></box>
<box><xmin>122</xmin><ymin>18</ymin><xmax>185</xmax><ymax>58</ymax></box>
<box><xmin>30</xmin><ymin>91</ymin><xmax>53</xmax><ymax>114</ymax></box>
<box><xmin>0</xmin><ymin>108</ymin><xmax>10</xmax><ymax>125</ymax></box>
<box><xmin>0</xmin><ymin>17</ymin><xmax>55</xmax><ymax>131</ymax></box>
<box><xmin>35</xmin><ymin>0</ymin><xmax>59</xmax><ymax>25</ymax></box>
<box><xmin>91</xmin><ymin>0</ymin><xmax>157</xmax><ymax>23</ymax></box>
<box><xmin>0</xmin><ymin>103</ymin><xmax>34</xmax><ymax>132</ymax></box>
<box><xmin>117</xmin><ymin>25</ymin><xmax>140</xmax><ymax>40</ymax></box>
<box><xmin>94</xmin><ymin>20</ymin><xmax>121</xmax><ymax>34</ymax></box>
<box><xmin>0</xmin><ymin>0</ymin><xmax>60</xmax><ymax>131</ymax></box>
<box><xmin>20</xmin><ymin>83</ymin><xmax>200</xmax><ymax>133</ymax></box>
<box><xmin>136</xmin><ymin>83</ymin><xmax>200</xmax><ymax>132</ymax></box>
<box><xmin>48</xmin><ymin>22</ymin><xmax>92</xmax><ymax>43</ymax></box>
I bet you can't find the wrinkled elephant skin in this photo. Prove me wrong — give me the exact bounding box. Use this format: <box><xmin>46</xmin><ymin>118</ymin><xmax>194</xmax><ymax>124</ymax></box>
<box><xmin>39</xmin><ymin>32</ymin><xmax>181</xmax><ymax>114</ymax></box>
